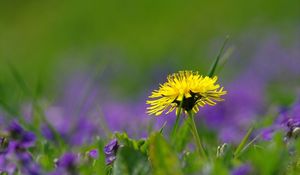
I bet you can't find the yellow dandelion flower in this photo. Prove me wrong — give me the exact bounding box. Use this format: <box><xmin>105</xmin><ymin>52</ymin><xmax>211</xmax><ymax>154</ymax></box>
<box><xmin>147</xmin><ymin>71</ymin><xmax>227</xmax><ymax>116</ymax></box>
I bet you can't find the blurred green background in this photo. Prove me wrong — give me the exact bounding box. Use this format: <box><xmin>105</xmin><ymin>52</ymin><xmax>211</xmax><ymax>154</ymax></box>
<box><xmin>0</xmin><ymin>0</ymin><xmax>299</xmax><ymax>98</ymax></box>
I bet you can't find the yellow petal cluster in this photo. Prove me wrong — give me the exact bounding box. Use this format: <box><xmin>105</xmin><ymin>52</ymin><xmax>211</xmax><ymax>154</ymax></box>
<box><xmin>147</xmin><ymin>71</ymin><xmax>226</xmax><ymax>116</ymax></box>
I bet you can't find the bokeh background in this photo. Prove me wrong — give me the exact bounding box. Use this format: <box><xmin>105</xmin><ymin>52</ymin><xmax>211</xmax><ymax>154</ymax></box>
<box><xmin>0</xmin><ymin>0</ymin><xmax>300</xmax><ymax>142</ymax></box>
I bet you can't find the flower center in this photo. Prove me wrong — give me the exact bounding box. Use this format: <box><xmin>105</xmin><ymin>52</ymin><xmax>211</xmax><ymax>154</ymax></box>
<box><xmin>174</xmin><ymin>91</ymin><xmax>202</xmax><ymax>111</ymax></box>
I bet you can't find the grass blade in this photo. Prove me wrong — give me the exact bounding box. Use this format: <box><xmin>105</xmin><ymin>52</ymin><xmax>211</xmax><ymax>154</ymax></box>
<box><xmin>159</xmin><ymin>121</ymin><xmax>168</xmax><ymax>134</ymax></box>
<box><xmin>234</xmin><ymin>126</ymin><xmax>254</xmax><ymax>158</ymax></box>
<box><xmin>207</xmin><ymin>35</ymin><xmax>229</xmax><ymax>77</ymax></box>
<box><xmin>8</xmin><ymin>63</ymin><xmax>32</xmax><ymax>96</ymax></box>
<box><xmin>215</xmin><ymin>46</ymin><xmax>234</xmax><ymax>75</ymax></box>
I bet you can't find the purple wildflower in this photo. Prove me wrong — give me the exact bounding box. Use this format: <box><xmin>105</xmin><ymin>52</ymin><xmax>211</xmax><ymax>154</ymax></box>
<box><xmin>43</xmin><ymin>72</ymin><xmax>103</xmax><ymax>145</ymax></box>
<box><xmin>56</xmin><ymin>153</ymin><xmax>78</xmax><ymax>169</ymax></box>
<box><xmin>104</xmin><ymin>139</ymin><xmax>119</xmax><ymax>165</ymax></box>
<box><xmin>231</xmin><ymin>164</ymin><xmax>252</xmax><ymax>175</ymax></box>
<box><xmin>200</xmin><ymin>76</ymin><xmax>265</xmax><ymax>143</ymax></box>
<box><xmin>102</xmin><ymin>99</ymin><xmax>175</xmax><ymax>139</ymax></box>
<box><xmin>283</xmin><ymin>117</ymin><xmax>300</xmax><ymax>140</ymax></box>
<box><xmin>0</xmin><ymin>162</ymin><xmax>16</xmax><ymax>175</ymax></box>
<box><xmin>279</xmin><ymin>99</ymin><xmax>300</xmax><ymax>139</ymax></box>
<box><xmin>7</xmin><ymin>121</ymin><xmax>36</xmax><ymax>149</ymax></box>
<box><xmin>42</xmin><ymin>70</ymin><xmax>175</xmax><ymax>144</ymax></box>
<box><xmin>19</xmin><ymin>132</ymin><xmax>36</xmax><ymax>148</ymax></box>
<box><xmin>0</xmin><ymin>121</ymin><xmax>43</xmax><ymax>175</ymax></box>
<box><xmin>259</xmin><ymin>96</ymin><xmax>300</xmax><ymax>141</ymax></box>
<box><xmin>88</xmin><ymin>149</ymin><xmax>99</xmax><ymax>159</ymax></box>
<box><xmin>40</xmin><ymin>124</ymin><xmax>54</xmax><ymax>141</ymax></box>
<box><xmin>200</xmin><ymin>33</ymin><xmax>300</xmax><ymax>144</ymax></box>
<box><xmin>23</xmin><ymin>163</ymin><xmax>41</xmax><ymax>175</ymax></box>
<box><xmin>8</xmin><ymin>121</ymin><xmax>24</xmax><ymax>140</ymax></box>
<box><xmin>16</xmin><ymin>151</ymin><xmax>33</xmax><ymax>166</ymax></box>
<box><xmin>260</xmin><ymin>128</ymin><xmax>275</xmax><ymax>141</ymax></box>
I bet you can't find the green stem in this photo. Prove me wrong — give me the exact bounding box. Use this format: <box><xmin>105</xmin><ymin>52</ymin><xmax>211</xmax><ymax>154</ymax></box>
<box><xmin>171</xmin><ymin>110</ymin><xmax>181</xmax><ymax>138</ymax></box>
<box><xmin>171</xmin><ymin>101</ymin><xmax>183</xmax><ymax>141</ymax></box>
<box><xmin>187</xmin><ymin>110</ymin><xmax>207</xmax><ymax>159</ymax></box>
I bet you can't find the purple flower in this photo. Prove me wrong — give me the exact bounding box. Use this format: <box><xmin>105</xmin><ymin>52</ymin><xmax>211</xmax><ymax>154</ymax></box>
<box><xmin>0</xmin><ymin>122</ymin><xmax>40</xmax><ymax>175</ymax></box>
<box><xmin>199</xmin><ymin>33</ymin><xmax>300</xmax><ymax>144</ymax></box>
<box><xmin>200</xmin><ymin>76</ymin><xmax>265</xmax><ymax>143</ymax></box>
<box><xmin>19</xmin><ymin>132</ymin><xmax>36</xmax><ymax>148</ymax></box>
<box><xmin>104</xmin><ymin>139</ymin><xmax>119</xmax><ymax>165</ymax></box>
<box><xmin>260</xmin><ymin>128</ymin><xmax>275</xmax><ymax>141</ymax></box>
<box><xmin>259</xmin><ymin>96</ymin><xmax>300</xmax><ymax>141</ymax></box>
<box><xmin>8</xmin><ymin>121</ymin><xmax>24</xmax><ymax>139</ymax></box>
<box><xmin>278</xmin><ymin>99</ymin><xmax>300</xmax><ymax>138</ymax></box>
<box><xmin>21</xmin><ymin>163</ymin><xmax>41</xmax><ymax>175</ymax></box>
<box><xmin>56</xmin><ymin>153</ymin><xmax>78</xmax><ymax>169</ymax></box>
<box><xmin>102</xmin><ymin>99</ymin><xmax>175</xmax><ymax>138</ymax></box>
<box><xmin>40</xmin><ymin>124</ymin><xmax>54</xmax><ymax>141</ymax></box>
<box><xmin>88</xmin><ymin>149</ymin><xmax>99</xmax><ymax>159</ymax></box>
<box><xmin>6</xmin><ymin>121</ymin><xmax>36</xmax><ymax>149</ymax></box>
<box><xmin>0</xmin><ymin>162</ymin><xmax>16</xmax><ymax>175</ymax></box>
<box><xmin>231</xmin><ymin>164</ymin><xmax>252</xmax><ymax>175</ymax></box>
<box><xmin>104</xmin><ymin>139</ymin><xmax>118</xmax><ymax>155</ymax></box>
<box><xmin>42</xmin><ymin>70</ymin><xmax>176</xmax><ymax>145</ymax></box>
<box><xmin>16</xmin><ymin>152</ymin><xmax>33</xmax><ymax>166</ymax></box>
<box><xmin>283</xmin><ymin>117</ymin><xmax>300</xmax><ymax>140</ymax></box>
<box><xmin>43</xmin><ymin>72</ymin><xmax>103</xmax><ymax>145</ymax></box>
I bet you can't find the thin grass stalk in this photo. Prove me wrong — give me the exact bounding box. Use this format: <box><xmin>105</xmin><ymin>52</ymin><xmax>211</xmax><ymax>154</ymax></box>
<box><xmin>207</xmin><ymin>35</ymin><xmax>229</xmax><ymax>77</ymax></box>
